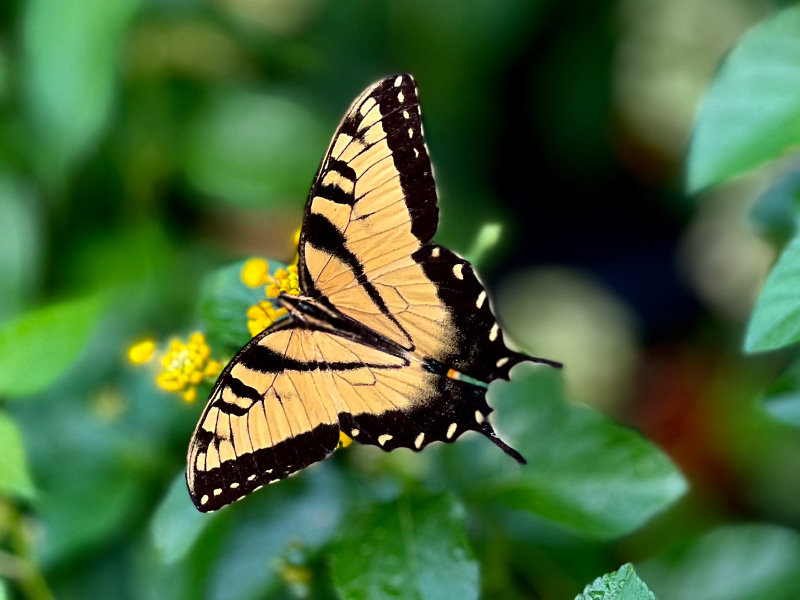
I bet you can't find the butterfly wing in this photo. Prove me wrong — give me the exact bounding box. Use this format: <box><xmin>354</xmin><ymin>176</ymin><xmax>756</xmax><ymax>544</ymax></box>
<box><xmin>299</xmin><ymin>74</ymin><xmax>557</xmax><ymax>384</ymax></box>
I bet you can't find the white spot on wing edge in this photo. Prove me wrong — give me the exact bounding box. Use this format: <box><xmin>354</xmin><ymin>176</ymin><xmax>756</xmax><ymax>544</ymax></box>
<box><xmin>489</xmin><ymin>323</ymin><xmax>499</xmax><ymax>342</ymax></box>
<box><xmin>432</xmin><ymin>247</ymin><xmax>440</xmax><ymax>258</ymax></box>
<box><xmin>446</xmin><ymin>423</ymin><xmax>457</xmax><ymax>439</ymax></box>
<box><xmin>453</xmin><ymin>264</ymin><xmax>464</xmax><ymax>280</ymax></box>
<box><xmin>201</xmin><ymin>494</ymin><xmax>209</xmax><ymax>505</ymax></box>
<box><xmin>213</xmin><ymin>488</ymin><xmax>222</xmax><ymax>496</ymax></box>
<box><xmin>394</xmin><ymin>75</ymin><xmax>403</xmax><ymax>87</ymax></box>
<box><xmin>403</xmin><ymin>110</ymin><xmax>410</xmax><ymax>119</ymax></box>
<box><xmin>414</xmin><ymin>432</ymin><xmax>425</xmax><ymax>449</ymax></box>
<box><xmin>378</xmin><ymin>434</ymin><xmax>393</xmax><ymax>446</ymax></box>
<box><xmin>476</xmin><ymin>291</ymin><xmax>486</xmax><ymax>309</ymax></box>
<box><xmin>351</xmin><ymin>429</ymin><xmax>360</xmax><ymax>437</ymax></box>
<box><xmin>475</xmin><ymin>411</ymin><xmax>485</xmax><ymax>424</ymax></box>
<box><xmin>247</xmin><ymin>474</ymin><xmax>256</xmax><ymax>481</ymax></box>
<box><xmin>230</xmin><ymin>482</ymin><xmax>239</xmax><ymax>489</ymax></box>
<box><xmin>269</xmin><ymin>479</ymin><xmax>280</xmax><ymax>484</ymax></box>
<box><xmin>408</xmin><ymin>128</ymin><xmax>414</xmax><ymax>138</ymax></box>
<box><xmin>414</xmin><ymin>148</ymin><xmax>419</xmax><ymax>158</ymax></box>
<box><xmin>496</xmin><ymin>357</ymin><xmax>510</xmax><ymax>368</ymax></box>
<box><xmin>398</xmin><ymin>91</ymin><xmax>405</xmax><ymax>103</ymax></box>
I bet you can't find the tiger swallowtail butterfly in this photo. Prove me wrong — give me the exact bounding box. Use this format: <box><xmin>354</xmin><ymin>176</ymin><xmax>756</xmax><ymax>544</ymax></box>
<box><xmin>186</xmin><ymin>74</ymin><xmax>561</xmax><ymax>512</ymax></box>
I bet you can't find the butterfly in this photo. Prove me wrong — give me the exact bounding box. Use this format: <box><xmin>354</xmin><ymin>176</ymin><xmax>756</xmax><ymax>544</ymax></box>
<box><xmin>186</xmin><ymin>74</ymin><xmax>561</xmax><ymax>512</ymax></box>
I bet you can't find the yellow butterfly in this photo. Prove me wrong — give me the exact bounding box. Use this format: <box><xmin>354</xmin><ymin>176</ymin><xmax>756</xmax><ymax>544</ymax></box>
<box><xmin>187</xmin><ymin>74</ymin><xmax>560</xmax><ymax>512</ymax></box>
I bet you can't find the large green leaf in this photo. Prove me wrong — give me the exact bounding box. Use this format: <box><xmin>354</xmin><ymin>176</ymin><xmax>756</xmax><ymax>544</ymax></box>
<box><xmin>0</xmin><ymin>412</ymin><xmax>35</xmax><ymax>500</ymax></box>
<box><xmin>637</xmin><ymin>524</ymin><xmax>800</xmax><ymax>600</ymax></box>
<box><xmin>575</xmin><ymin>564</ymin><xmax>654</xmax><ymax>600</ymax></box>
<box><xmin>208</xmin><ymin>464</ymin><xmax>348</xmax><ymax>600</ymax></box>
<box><xmin>442</xmin><ymin>366</ymin><xmax>687</xmax><ymax>539</ymax></box>
<box><xmin>330</xmin><ymin>493</ymin><xmax>479</xmax><ymax>600</ymax></box>
<box><xmin>0</xmin><ymin>175</ymin><xmax>40</xmax><ymax>322</ymax></box>
<box><xmin>199</xmin><ymin>259</ymin><xmax>287</xmax><ymax>350</ymax></box>
<box><xmin>688</xmin><ymin>5</ymin><xmax>800</xmax><ymax>192</ymax></box>
<box><xmin>0</xmin><ymin>295</ymin><xmax>104</xmax><ymax>398</ymax></box>
<box><xmin>745</xmin><ymin>231</ymin><xmax>800</xmax><ymax>352</ymax></box>
<box><xmin>150</xmin><ymin>473</ymin><xmax>219</xmax><ymax>565</ymax></box>
<box><xmin>23</xmin><ymin>0</ymin><xmax>140</xmax><ymax>172</ymax></box>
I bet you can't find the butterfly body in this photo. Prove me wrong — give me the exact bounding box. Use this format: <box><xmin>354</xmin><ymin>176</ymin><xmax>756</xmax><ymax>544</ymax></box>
<box><xmin>277</xmin><ymin>292</ymin><xmax>407</xmax><ymax>359</ymax></box>
<box><xmin>187</xmin><ymin>74</ymin><xmax>560</xmax><ymax>512</ymax></box>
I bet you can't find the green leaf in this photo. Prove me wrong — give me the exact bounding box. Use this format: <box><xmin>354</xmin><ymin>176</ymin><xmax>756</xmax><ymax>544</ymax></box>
<box><xmin>745</xmin><ymin>231</ymin><xmax>800</xmax><ymax>352</ymax></box>
<box><xmin>151</xmin><ymin>472</ymin><xmax>218</xmax><ymax>565</ymax></box>
<box><xmin>756</xmin><ymin>359</ymin><xmax>800</xmax><ymax>427</ymax></box>
<box><xmin>688</xmin><ymin>4</ymin><xmax>800</xmax><ymax>192</ymax></box>
<box><xmin>0</xmin><ymin>412</ymin><xmax>35</xmax><ymax>500</ymax></box>
<box><xmin>23</xmin><ymin>0</ymin><xmax>140</xmax><ymax>173</ymax></box>
<box><xmin>575</xmin><ymin>564</ymin><xmax>655</xmax><ymax>600</ymax></box>
<box><xmin>748</xmin><ymin>169</ymin><xmax>800</xmax><ymax>243</ymax></box>
<box><xmin>182</xmin><ymin>88</ymin><xmax>327</xmax><ymax>207</ymax></box>
<box><xmin>208</xmin><ymin>464</ymin><xmax>348</xmax><ymax>600</ymax></box>
<box><xmin>464</xmin><ymin>222</ymin><xmax>502</xmax><ymax>268</ymax></box>
<box><xmin>637</xmin><ymin>524</ymin><xmax>800</xmax><ymax>600</ymax></box>
<box><xmin>0</xmin><ymin>295</ymin><xmax>104</xmax><ymax>398</ymax></box>
<box><xmin>331</xmin><ymin>493</ymin><xmax>479</xmax><ymax>600</ymax></box>
<box><xmin>444</xmin><ymin>366</ymin><xmax>687</xmax><ymax>539</ymax></box>
<box><xmin>0</xmin><ymin>175</ymin><xmax>41</xmax><ymax>322</ymax></box>
<box><xmin>199</xmin><ymin>259</ymin><xmax>287</xmax><ymax>349</ymax></box>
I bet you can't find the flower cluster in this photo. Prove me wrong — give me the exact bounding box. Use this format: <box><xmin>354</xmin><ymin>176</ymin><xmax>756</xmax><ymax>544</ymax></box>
<box><xmin>241</xmin><ymin>238</ymin><xmax>302</xmax><ymax>336</ymax></box>
<box><xmin>128</xmin><ymin>333</ymin><xmax>221</xmax><ymax>402</ymax></box>
<box><xmin>246</xmin><ymin>300</ymin><xmax>289</xmax><ymax>338</ymax></box>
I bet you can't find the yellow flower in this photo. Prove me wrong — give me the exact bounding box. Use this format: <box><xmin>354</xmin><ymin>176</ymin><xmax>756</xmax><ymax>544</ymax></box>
<box><xmin>246</xmin><ymin>301</ymin><xmax>288</xmax><ymax>336</ymax></box>
<box><xmin>142</xmin><ymin>332</ymin><xmax>221</xmax><ymax>402</ymax></box>
<box><xmin>337</xmin><ymin>431</ymin><xmax>353</xmax><ymax>449</ymax></box>
<box><xmin>241</xmin><ymin>258</ymin><xmax>271</xmax><ymax>288</ymax></box>
<box><xmin>243</xmin><ymin>246</ymin><xmax>302</xmax><ymax>335</ymax></box>
<box><xmin>127</xmin><ymin>339</ymin><xmax>155</xmax><ymax>364</ymax></box>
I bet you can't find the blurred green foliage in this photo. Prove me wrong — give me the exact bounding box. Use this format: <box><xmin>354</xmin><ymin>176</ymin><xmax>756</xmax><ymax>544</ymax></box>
<box><xmin>2</xmin><ymin>0</ymin><xmax>800</xmax><ymax>599</ymax></box>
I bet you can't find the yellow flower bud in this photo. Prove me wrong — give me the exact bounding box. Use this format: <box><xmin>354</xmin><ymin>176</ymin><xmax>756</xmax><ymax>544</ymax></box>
<box><xmin>127</xmin><ymin>339</ymin><xmax>156</xmax><ymax>364</ymax></box>
<box><xmin>157</xmin><ymin>372</ymin><xmax>185</xmax><ymax>392</ymax></box>
<box><xmin>183</xmin><ymin>387</ymin><xmax>197</xmax><ymax>402</ymax></box>
<box><xmin>247</xmin><ymin>320</ymin><xmax>264</xmax><ymax>336</ymax></box>
<box><xmin>205</xmin><ymin>360</ymin><xmax>222</xmax><ymax>377</ymax></box>
<box><xmin>241</xmin><ymin>258</ymin><xmax>270</xmax><ymax>288</ymax></box>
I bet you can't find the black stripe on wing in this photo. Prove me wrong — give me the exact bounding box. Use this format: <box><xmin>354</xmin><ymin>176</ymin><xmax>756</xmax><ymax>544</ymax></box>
<box><xmin>189</xmin><ymin>423</ymin><xmax>340</xmax><ymax>512</ymax></box>
<box><xmin>414</xmin><ymin>244</ymin><xmax>562</xmax><ymax>383</ymax></box>
<box><xmin>337</xmin><ymin>372</ymin><xmax>525</xmax><ymax>463</ymax></box>
<box><xmin>369</xmin><ymin>74</ymin><xmax>439</xmax><ymax>243</ymax></box>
